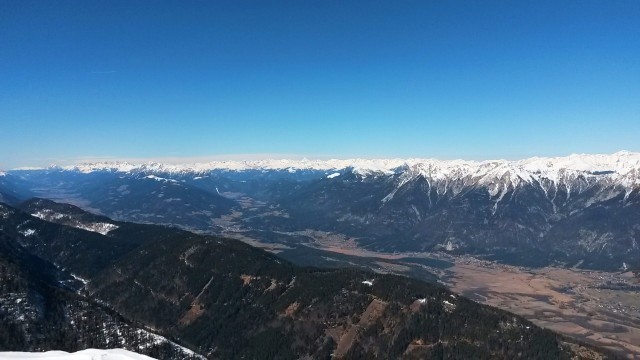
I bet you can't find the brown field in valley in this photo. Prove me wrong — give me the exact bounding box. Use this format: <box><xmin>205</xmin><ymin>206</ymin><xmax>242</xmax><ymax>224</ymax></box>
<box><xmin>443</xmin><ymin>259</ymin><xmax>640</xmax><ymax>358</ymax></box>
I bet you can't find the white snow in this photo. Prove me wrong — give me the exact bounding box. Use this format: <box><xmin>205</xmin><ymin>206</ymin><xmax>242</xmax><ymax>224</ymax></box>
<box><xmin>362</xmin><ymin>280</ymin><xmax>374</xmax><ymax>286</ymax></box>
<box><xmin>0</xmin><ymin>349</ymin><xmax>156</xmax><ymax>360</ymax></box>
<box><xmin>444</xmin><ymin>241</ymin><xmax>455</xmax><ymax>251</ymax></box>
<box><xmin>132</xmin><ymin>329</ymin><xmax>203</xmax><ymax>358</ymax></box>
<box><xmin>144</xmin><ymin>175</ymin><xmax>177</xmax><ymax>183</ymax></box>
<box><xmin>19</xmin><ymin>229</ymin><xmax>36</xmax><ymax>237</ymax></box>
<box><xmin>11</xmin><ymin>151</ymin><xmax>635</xmax><ymax>176</ymax></box>
<box><xmin>31</xmin><ymin>211</ymin><xmax>65</xmax><ymax>221</ymax></box>
<box><xmin>31</xmin><ymin>210</ymin><xmax>118</xmax><ymax>235</ymax></box>
<box><xmin>75</xmin><ymin>222</ymin><xmax>119</xmax><ymax>235</ymax></box>
<box><xmin>13</xmin><ymin>152</ymin><xmax>640</xmax><ymax>194</ymax></box>
<box><xmin>326</xmin><ymin>172</ymin><xmax>341</xmax><ymax>179</ymax></box>
<box><xmin>70</xmin><ymin>273</ymin><xmax>89</xmax><ymax>285</ymax></box>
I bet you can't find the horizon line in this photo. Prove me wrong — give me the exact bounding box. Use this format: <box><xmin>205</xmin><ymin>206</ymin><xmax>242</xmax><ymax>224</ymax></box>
<box><xmin>5</xmin><ymin>150</ymin><xmax>638</xmax><ymax>171</ymax></box>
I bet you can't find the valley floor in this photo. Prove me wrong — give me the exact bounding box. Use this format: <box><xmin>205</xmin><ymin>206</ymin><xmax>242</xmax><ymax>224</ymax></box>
<box><xmin>229</xmin><ymin>229</ymin><xmax>640</xmax><ymax>359</ymax></box>
<box><xmin>443</xmin><ymin>258</ymin><xmax>640</xmax><ymax>358</ymax></box>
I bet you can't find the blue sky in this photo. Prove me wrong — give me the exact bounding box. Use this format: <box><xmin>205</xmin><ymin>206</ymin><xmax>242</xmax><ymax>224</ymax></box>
<box><xmin>1</xmin><ymin>0</ymin><xmax>639</xmax><ymax>168</ymax></box>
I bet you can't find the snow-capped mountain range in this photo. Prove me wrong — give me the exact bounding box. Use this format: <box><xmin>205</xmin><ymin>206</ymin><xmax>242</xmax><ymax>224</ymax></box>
<box><xmin>26</xmin><ymin>151</ymin><xmax>640</xmax><ymax>179</ymax></box>
<box><xmin>15</xmin><ymin>152</ymin><xmax>640</xmax><ymax>196</ymax></box>
<box><xmin>21</xmin><ymin>152</ymin><xmax>640</xmax><ymax>207</ymax></box>
<box><xmin>3</xmin><ymin>151</ymin><xmax>640</xmax><ymax>271</ymax></box>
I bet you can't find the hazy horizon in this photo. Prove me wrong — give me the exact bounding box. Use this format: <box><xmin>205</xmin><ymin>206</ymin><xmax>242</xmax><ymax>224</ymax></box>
<box><xmin>4</xmin><ymin>149</ymin><xmax>639</xmax><ymax>171</ymax></box>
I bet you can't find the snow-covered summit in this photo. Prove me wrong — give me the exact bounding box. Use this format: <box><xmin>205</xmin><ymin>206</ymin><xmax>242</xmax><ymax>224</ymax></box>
<box><xmin>60</xmin><ymin>161</ymin><xmax>139</xmax><ymax>174</ymax></box>
<box><xmin>0</xmin><ymin>349</ymin><xmax>156</xmax><ymax>360</ymax></box>
<box><xmin>55</xmin><ymin>158</ymin><xmax>415</xmax><ymax>174</ymax></box>
<box><xmin>516</xmin><ymin>151</ymin><xmax>640</xmax><ymax>175</ymax></box>
<box><xmin>13</xmin><ymin>152</ymin><xmax>640</xmax><ymax>188</ymax></box>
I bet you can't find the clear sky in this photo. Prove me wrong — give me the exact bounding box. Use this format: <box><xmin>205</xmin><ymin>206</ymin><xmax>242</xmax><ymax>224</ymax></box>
<box><xmin>1</xmin><ymin>0</ymin><xmax>639</xmax><ymax>168</ymax></box>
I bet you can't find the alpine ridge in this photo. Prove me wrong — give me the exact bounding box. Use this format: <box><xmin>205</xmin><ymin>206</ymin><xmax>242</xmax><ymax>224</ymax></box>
<box><xmin>20</xmin><ymin>152</ymin><xmax>640</xmax><ymax>204</ymax></box>
<box><xmin>5</xmin><ymin>151</ymin><xmax>640</xmax><ymax>271</ymax></box>
<box><xmin>24</xmin><ymin>151</ymin><xmax>640</xmax><ymax>179</ymax></box>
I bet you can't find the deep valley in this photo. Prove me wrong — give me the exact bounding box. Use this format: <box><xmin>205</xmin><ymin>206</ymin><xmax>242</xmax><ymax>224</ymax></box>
<box><xmin>2</xmin><ymin>153</ymin><xmax>640</xmax><ymax>358</ymax></box>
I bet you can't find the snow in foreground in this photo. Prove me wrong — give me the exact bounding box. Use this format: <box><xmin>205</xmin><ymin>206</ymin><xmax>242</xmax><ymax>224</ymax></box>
<box><xmin>0</xmin><ymin>349</ymin><xmax>156</xmax><ymax>360</ymax></box>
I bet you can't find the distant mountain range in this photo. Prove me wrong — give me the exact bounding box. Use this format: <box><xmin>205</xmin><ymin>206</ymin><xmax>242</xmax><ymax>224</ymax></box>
<box><xmin>22</xmin><ymin>151</ymin><xmax>640</xmax><ymax>176</ymax></box>
<box><xmin>3</xmin><ymin>151</ymin><xmax>640</xmax><ymax>271</ymax></box>
<box><xmin>0</xmin><ymin>199</ymin><xmax>609</xmax><ymax>359</ymax></box>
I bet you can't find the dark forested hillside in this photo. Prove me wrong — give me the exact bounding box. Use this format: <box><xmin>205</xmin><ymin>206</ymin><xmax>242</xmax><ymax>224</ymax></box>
<box><xmin>87</xmin><ymin>228</ymin><xmax>608</xmax><ymax>359</ymax></box>
<box><xmin>0</xmin><ymin>231</ymin><xmax>200</xmax><ymax>358</ymax></box>
<box><xmin>0</xmin><ymin>200</ymin><xmax>614</xmax><ymax>359</ymax></box>
<box><xmin>0</xmin><ymin>201</ymin><xmax>185</xmax><ymax>278</ymax></box>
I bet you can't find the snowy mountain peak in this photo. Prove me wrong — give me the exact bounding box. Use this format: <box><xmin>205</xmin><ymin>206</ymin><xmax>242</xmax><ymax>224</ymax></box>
<box><xmin>64</xmin><ymin>161</ymin><xmax>138</xmax><ymax>173</ymax></box>
<box><xmin>12</xmin><ymin>152</ymin><xmax>640</xmax><ymax>187</ymax></box>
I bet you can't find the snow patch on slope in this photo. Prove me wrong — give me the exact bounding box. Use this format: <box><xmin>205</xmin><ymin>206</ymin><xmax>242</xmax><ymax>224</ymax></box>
<box><xmin>144</xmin><ymin>175</ymin><xmax>178</xmax><ymax>183</ymax></box>
<box><xmin>19</xmin><ymin>229</ymin><xmax>36</xmax><ymax>237</ymax></box>
<box><xmin>31</xmin><ymin>210</ymin><xmax>119</xmax><ymax>235</ymax></box>
<box><xmin>31</xmin><ymin>210</ymin><xmax>65</xmax><ymax>220</ymax></box>
<box><xmin>75</xmin><ymin>222</ymin><xmax>119</xmax><ymax>235</ymax></box>
<box><xmin>133</xmin><ymin>329</ymin><xmax>203</xmax><ymax>359</ymax></box>
<box><xmin>0</xmin><ymin>349</ymin><xmax>156</xmax><ymax>360</ymax></box>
